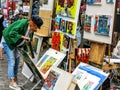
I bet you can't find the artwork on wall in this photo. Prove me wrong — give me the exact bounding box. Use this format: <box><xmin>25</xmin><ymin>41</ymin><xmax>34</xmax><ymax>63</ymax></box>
<box><xmin>84</xmin><ymin>15</ymin><xmax>92</xmax><ymax>32</ymax></box>
<box><xmin>56</xmin><ymin>0</ymin><xmax>78</xmax><ymax>18</ymax></box>
<box><xmin>36</xmin><ymin>48</ymin><xmax>66</xmax><ymax>79</ymax></box>
<box><xmin>54</xmin><ymin>17</ymin><xmax>61</xmax><ymax>30</ymax></box>
<box><xmin>86</xmin><ymin>0</ymin><xmax>101</xmax><ymax>5</ymax></box>
<box><xmin>94</xmin><ymin>15</ymin><xmax>111</xmax><ymax>36</ymax></box>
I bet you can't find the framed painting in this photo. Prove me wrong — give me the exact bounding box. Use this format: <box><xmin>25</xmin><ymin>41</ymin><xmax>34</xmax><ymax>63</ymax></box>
<box><xmin>84</xmin><ymin>15</ymin><xmax>92</xmax><ymax>32</ymax></box>
<box><xmin>94</xmin><ymin>15</ymin><xmax>111</xmax><ymax>36</ymax></box>
<box><xmin>36</xmin><ymin>48</ymin><xmax>66</xmax><ymax>79</ymax></box>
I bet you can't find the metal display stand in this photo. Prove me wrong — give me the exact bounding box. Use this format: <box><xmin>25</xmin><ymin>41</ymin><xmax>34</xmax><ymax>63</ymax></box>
<box><xmin>19</xmin><ymin>49</ymin><xmax>44</xmax><ymax>90</ymax></box>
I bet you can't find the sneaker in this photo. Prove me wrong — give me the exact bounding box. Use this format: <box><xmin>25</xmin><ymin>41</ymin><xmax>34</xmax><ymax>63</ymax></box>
<box><xmin>9</xmin><ymin>82</ymin><xmax>21</xmax><ymax>90</ymax></box>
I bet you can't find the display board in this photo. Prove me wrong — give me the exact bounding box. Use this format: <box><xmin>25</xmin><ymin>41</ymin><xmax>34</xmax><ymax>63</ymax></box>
<box><xmin>83</xmin><ymin>0</ymin><xmax>116</xmax><ymax>44</ymax></box>
<box><xmin>55</xmin><ymin>0</ymin><xmax>81</xmax><ymax>38</ymax></box>
<box><xmin>72</xmin><ymin>62</ymin><xmax>109</xmax><ymax>90</ymax></box>
<box><xmin>36</xmin><ymin>48</ymin><xmax>66</xmax><ymax>79</ymax></box>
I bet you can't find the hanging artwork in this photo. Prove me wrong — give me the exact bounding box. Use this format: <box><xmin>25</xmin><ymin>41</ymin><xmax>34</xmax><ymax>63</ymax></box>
<box><xmin>60</xmin><ymin>19</ymin><xmax>67</xmax><ymax>32</ymax></box>
<box><xmin>54</xmin><ymin>17</ymin><xmax>61</xmax><ymax>30</ymax></box>
<box><xmin>94</xmin><ymin>15</ymin><xmax>111</xmax><ymax>36</ymax></box>
<box><xmin>67</xmin><ymin>21</ymin><xmax>76</xmax><ymax>35</ymax></box>
<box><xmin>56</xmin><ymin>0</ymin><xmax>78</xmax><ymax>18</ymax></box>
<box><xmin>86</xmin><ymin>0</ymin><xmax>101</xmax><ymax>5</ymax></box>
<box><xmin>84</xmin><ymin>15</ymin><xmax>92</xmax><ymax>32</ymax></box>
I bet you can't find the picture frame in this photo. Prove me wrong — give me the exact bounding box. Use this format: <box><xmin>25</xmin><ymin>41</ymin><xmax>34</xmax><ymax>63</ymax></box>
<box><xmin>86</xmin><ymin>0</ymin><xmax>101</xmax><ymax>5</ymax></box>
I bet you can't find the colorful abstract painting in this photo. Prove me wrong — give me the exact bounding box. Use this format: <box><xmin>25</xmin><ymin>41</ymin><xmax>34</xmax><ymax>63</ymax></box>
<box><xmin>84</xmin><ymin>15</ymin><xmax>92</xmax><ymax>32</ymax></box>
<box><xmin>94</xmin><ymin>15</ymin><xmax>111</xmax><ymax>36</ymax></box>
<box><xmin>56</xmin><ymin>0</ymin><xmax>78</xmax><ymax>18</ymax></box>
<box><xmin>43</xmin><ymin>70</ymin><xmax>60</xmax><ymax>90</ymax></box>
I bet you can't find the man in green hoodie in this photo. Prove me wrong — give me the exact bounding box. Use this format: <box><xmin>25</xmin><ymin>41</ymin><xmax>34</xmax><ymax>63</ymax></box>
<box><xmin>1</xmin><ymin>15</ymin><xmax>43</xmax><ymax>90</ymax></box>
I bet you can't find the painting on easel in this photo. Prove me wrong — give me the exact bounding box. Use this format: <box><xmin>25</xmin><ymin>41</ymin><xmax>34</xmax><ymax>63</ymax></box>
<box><xmin>94</xmin><ymin>15</ymin><xmax>111</xmax><ymax>36</ymax></box>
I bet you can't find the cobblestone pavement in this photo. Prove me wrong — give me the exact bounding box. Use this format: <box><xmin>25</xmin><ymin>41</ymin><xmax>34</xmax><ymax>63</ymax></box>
<box><xmin>0</xmin><ymin>53</ymin><xmax>41</xmax><ymax>90</ymax></box>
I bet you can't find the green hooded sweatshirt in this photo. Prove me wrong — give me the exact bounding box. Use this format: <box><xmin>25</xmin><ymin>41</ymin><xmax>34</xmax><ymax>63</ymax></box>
<box><xmin>3</xmin><ymin>19</ymin><xmax>29</xmax><ymax>50</ymax></box>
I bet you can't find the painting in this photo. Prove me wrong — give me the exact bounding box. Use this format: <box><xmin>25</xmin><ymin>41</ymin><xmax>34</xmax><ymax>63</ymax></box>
<box><xmin>75</xmin><ymin>48</ymin><xmax>90</xmax><ymax>65</ymax></box>
<box><xmin>36</xmin><ymin>48</ymin><xmax>66</xmax><ymax>79</ymax></box>
<box><xmin>54</xmin><ymin>17</ymin><xmax>61</xmax><ymax>30</ymax></box>
<box><xmin>42</xmin><ymin>70</ymin><xmax>60</xmax><ymax>90</ymax></box>
<box><xmin>56</xmin><ymin>0</ymin><xmax>78</xmax><ymax>18</ymax></box>
<box><xmin>60</xmin><ymin>19</ymin><xmax>67</xmax><ymax>32</ymax></box>
<box><xmin>94</xmin><ymin>15</ymin><xmax>111</xmax><ymax>36</ymax></box>
<box><xmin>86</xmin><ymin>0</ymin><xmax>101</xmax><ymax>5</ymax></box>
<box><xmin>84</xmin><ymin>15</ymin><xmax>92</xmax><ymax>32</ymax></box>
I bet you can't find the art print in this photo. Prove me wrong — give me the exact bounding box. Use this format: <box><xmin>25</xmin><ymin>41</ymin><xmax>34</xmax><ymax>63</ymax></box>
<box><xmin>36</xmin><ymin>48</ymin><xmax>66</xmax><ymax>79</ymax></box>
<box><xmin>51</xmin><ymin>32</ymin><xmax>62</xmax><ymax>51</ymax></box>
<box><xmin>86</xmin><ymin>0</ymin><xmax>101</xmax><ymax>5</ymax></box>
<box><xmin>67</xmin><ymin>21</ymin><xmax>76</xmax><ymax>35</ymax></box>
<box><xmin>60</xmin><ymin>19</ymin><xmax>67</xmax><ymax>32</ymax></box>
<box><xmin>43</xmin><ymin>70</ymin><xmax>60</xmax><ymax>90</ymax></box>
<box><xmin>75</xmin><ymin>48</ymin><xmax>90</xmax><ymax>65</ymax></box>
<box><xmin>94</xmin><ymin>15</ymin><xmax>111</xmax><ymax>36</ymax></box>
<box><xmin>54</xmin><ymin>17</ymin><xmax>61</xmax><ymax>30</ymax></box>
<box><xmin>56</xmin><ymin>0</ymin><xmax>78</xmax><ymax>18</ymax></box>
<box><xmin>84</xmin><ymin>15</ymin><xmax>92</xmax><ymax>32</ymax></box>
<box><xmin>40</xmin><ymin>57</ymin><xmax>57</xmax><ymax>74</ymax></box>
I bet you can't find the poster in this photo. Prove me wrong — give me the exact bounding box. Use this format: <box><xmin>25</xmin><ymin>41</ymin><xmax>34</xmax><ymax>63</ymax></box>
<box><xmin>36</xmin><ymin>48</ymin><xmax>66</xmax><ymax>79</ymax></box>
